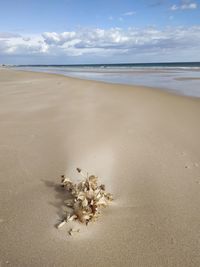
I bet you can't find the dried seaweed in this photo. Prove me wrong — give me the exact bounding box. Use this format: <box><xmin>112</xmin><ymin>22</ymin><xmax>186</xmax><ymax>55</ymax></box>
<box><xmin>58</xmin><ymin>168</ymin><xmax>113</xmax><ymax>232</ymax></box>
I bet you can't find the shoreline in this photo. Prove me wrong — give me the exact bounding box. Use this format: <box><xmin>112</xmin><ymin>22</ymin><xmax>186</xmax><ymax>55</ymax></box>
<box><xmin>8</xmin><ymin>67</ymin><xmax>200</xmax><ymax>99</ymax></box>
<box><xmin>0</xmin><ymin>68</ymin><xmax>200</xmax><ymax>266</ymax></box>
<box><xmin>11</xmin><ymin>65</ymin><xmax>200</xmax><ymax>98</ymax></box>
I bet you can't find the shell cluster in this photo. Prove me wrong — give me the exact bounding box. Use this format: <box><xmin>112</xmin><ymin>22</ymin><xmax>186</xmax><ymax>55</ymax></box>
<box><xmin>57</xmin><ymin>168</ymin><xmax>113</xmax><ymax>231</ymax></box>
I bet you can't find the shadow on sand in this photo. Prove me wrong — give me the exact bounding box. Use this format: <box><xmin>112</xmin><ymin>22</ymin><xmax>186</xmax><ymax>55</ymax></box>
<box><xmin>42</xmin><ymin>179</ymin><xmax>73</xmax><ymax>228</ymax></box>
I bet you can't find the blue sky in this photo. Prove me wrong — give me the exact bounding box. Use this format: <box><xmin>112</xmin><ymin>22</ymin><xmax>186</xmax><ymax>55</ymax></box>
<box><xmin>0</xmin><ymin>0</ymin><xmax>200</xmax><ymax>64</ymax></box>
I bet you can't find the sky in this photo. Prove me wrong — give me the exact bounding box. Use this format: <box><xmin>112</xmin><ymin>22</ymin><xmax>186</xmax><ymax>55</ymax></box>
<box><xmin>0</xmin><ymin>0</ymin><xmax>200</xmax><ymax>64</ymax></box>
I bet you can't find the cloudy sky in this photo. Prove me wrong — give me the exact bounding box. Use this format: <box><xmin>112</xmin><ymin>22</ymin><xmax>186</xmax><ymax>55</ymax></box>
<box><xmin>0</xmin><ymin>0</ymin><xmax>200</xmax><ymax>64</ymax></box>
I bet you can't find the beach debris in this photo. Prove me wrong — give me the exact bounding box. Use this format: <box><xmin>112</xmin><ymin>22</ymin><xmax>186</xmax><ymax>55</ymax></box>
<box><xmin>68</xmin><ymin>228</ymin><xmax>80</xmax><ymax>236</ymax></box>
<box><xmin>59</xmin><ymin>168</ymin><xmax>113</xmax><ymax>233</ymax></box>
<box><xmin>57</xmin><ymin>220</ymin><xmax>67</xmax><ymax>229</ymax></box>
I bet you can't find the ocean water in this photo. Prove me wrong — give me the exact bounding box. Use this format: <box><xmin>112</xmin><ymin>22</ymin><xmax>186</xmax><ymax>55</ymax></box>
<box><xmin>14</xmin><ymin>62</ymin><xmax>200</xmax><ymax>97</ymax></box>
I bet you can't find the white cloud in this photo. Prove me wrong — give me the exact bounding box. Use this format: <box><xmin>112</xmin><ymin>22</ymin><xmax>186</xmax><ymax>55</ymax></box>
<box><xmin>171</xmin><ymin>1</ymin><xmax>197</xmax><ymax>10</ymax></box>
<box><xmin>181</xmin><ymin>2</ymin><xmax>197</xmax><ymax>9</ymax></box>
<box><xmin>108</xmin><ymin>11</ymin><xmax>136</xmax><ymax>22</ymax></box>
<box><xmin>171</xmin><ymin>4</ymin><xmax>178</xmax><ymax>10</ymax></box>
<box><xmin>0</xmin><ymin>34</ymin><xmax>48</xmax><ymax>56</ymax></box>
<box><xmin>1</xmin><ymin>26</ymin><xmax>200</xmax><ymax>62</ymax></box>
<box><xmin>123</xmin><ymin>11</ymin><xmax>136</xmax><ymax>16</ymax></box>
<box><xmin>42</xmin><ymin>31</ymin><xmax>76</xmax><ymax>45</ymax></box>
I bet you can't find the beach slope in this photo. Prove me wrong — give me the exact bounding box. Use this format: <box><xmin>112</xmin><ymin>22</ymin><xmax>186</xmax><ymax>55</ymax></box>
<box><xmin>0</xmin><ymin>68</ymin><xmax>200</xmax><ymax>267</ymax></box>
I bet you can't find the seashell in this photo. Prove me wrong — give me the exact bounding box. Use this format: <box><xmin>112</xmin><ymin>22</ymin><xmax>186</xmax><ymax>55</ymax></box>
<box><xmin>57</xmin><ymin>220</ymin><xmax>66</xmax><ymax>229</ymax></box>
<box><xmin>83</xmin><ymin>214</ymin><xmax>90</xmax><ymax>220</ymax></box>
<box><xmin>63</xmin><ymin>177</ymin><xmax>72</xmax><ymax>183</ymax></box>
<box><xmin>77</xmin><ymin>192</ymin><xmax>86</xmax><ymax>200</ymax></box>
<box><xmin>68</xmin><ymin>214</ymin><xmax>77</xmax><ymax>221</ymax></box>
<box><xmin>66</xmin><ymin>203</ymin><xmax>73</xmax><ymax>207</ymax></box>
<box><xmin>89</xmin><ymin>175</ymin><xmax>97</xmax><ymax>183</ymax></box>
<box><xmin>82</xmin><ymin>198</ymin><xmax>88</xmax><ymax>207</ymax></box>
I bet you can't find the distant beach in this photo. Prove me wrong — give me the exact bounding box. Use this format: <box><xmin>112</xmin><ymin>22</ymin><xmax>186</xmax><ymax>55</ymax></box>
<box><xmin>14</xmin><ymin>62</ymin><xmax>200</xmax><ymax>97</ymax></box>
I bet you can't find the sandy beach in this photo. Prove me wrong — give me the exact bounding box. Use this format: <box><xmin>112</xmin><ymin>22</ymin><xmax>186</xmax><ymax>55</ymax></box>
<box><xmin>0</xmin><ymin>68</ymin><xmax>200</xmax><ymax>267</ymax></box>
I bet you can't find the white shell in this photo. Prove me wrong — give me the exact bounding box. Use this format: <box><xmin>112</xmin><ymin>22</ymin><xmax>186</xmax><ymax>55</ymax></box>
<box><xmin>57</xmin><ymin>220</ymin><xmax>66</xmax><ymax>229</ymax></box>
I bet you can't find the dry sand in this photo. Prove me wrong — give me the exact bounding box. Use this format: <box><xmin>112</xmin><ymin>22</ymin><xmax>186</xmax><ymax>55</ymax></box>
<box><xmin>0</xmin><ymin>68</ymin><xmax>200</xmax><ymax>267</ymax></box>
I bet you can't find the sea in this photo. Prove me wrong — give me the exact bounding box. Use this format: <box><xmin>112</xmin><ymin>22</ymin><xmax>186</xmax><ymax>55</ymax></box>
<box><xmin>14</xmin><ymin>62</ymin><xmax>200</xmax><ymax>97</ymax></box>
